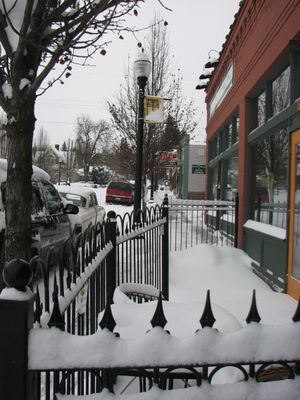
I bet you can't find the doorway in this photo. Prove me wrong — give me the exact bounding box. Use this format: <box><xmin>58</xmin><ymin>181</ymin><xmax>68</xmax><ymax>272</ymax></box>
<box><xmin>288</xmin><ymin>130</ymin><xmax>300</xmax><ymax>299</ymax></box>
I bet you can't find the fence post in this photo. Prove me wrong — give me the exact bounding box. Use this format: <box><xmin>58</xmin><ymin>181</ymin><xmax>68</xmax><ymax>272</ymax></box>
<box><xmin>162</xmin><ymin>194</ymin><xmax>169</xmax><ymax>300</ymax></box>
<box><xmin>106</xmin><ymin>211</ymin><xmax>117</xmax><ymax>305</ymax></box>
<box><xmin>234</xmin><ymin>192</ymin><xmax>239</xmax><ymax>248</ymax></box>
<box><xmin>0</xmin><ymin>259</ymin><xmax>35</xmax><ymax>400</ymax></box>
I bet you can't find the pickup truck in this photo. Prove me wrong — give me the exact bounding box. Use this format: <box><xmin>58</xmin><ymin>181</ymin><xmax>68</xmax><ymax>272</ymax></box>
<box><xmin>57</xmin><ymin>185</ymin><xmax>106</xmax><ymax>234</ymax></box>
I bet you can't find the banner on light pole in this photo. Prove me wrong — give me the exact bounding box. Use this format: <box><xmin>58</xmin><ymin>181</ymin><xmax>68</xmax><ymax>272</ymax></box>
<box><xmin>144</xmin><ymin>96</ymin><xmax>164</xmax><ymax>124</ymax></box>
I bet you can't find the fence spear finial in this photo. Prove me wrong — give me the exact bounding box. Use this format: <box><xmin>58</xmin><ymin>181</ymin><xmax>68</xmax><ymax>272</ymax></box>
<box><xmin>150</xmin><ymin>292</ymin><xmax>167</xmax><ymax>329</ymax></box>
<box><xmin>246</xmin><ymin>289</ymin><xmax>261</xmax><ymax>324</ymax></box>
<box><xmin>99</xmin><ymin>303</ymin><xmax>116</xmax><ymax>332</ymax></box>
<box><xmin>200</xmin><ymin>290</ymin><xmax>216</xmax><ymax>328</ymax></box>
<box><xmin>48</xmin><ymin>274</ymin><xmax>65</xmax><ymax>330</ymax></box>
<box><xmin>34</xmin><ymin>286</ymin><xmax>43</xmax><ymax>324</ymax></box>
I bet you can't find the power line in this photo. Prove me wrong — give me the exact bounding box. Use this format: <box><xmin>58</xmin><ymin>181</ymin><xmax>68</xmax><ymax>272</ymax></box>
<box><xmin>36</xmin><ymin>120</ymin><xmax>77</xmax><ymax>125</ymax></box>
<box><xmin>38</xmin><ymin>103</ymin><xmax>102</xmax><ymax>110</ymax></box>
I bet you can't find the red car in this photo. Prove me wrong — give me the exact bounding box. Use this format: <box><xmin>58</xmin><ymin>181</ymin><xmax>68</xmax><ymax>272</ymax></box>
<box><xmin>105</xmin><ymin>181</ymin><xmax>134</xmax><ymax>205</ymax></box>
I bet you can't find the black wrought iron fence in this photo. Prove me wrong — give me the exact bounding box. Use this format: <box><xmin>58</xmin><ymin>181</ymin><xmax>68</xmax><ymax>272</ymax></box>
<box><xmin>0</xmin><ymin>202</ymin><xmax>169</xmax><ymax>400</ymax></box>
<box><xmin>115</xmin><ymin>204</ymin><xmax>166</xmax><ymax>291</ymax></box>
<box><xmin>24</xmin><ymin>290</ymin><xmax>300</xmax><ymax>398</ymax></box>
<box><xmin>1</xmin><ymin>195</ymin><xmax>300</xmax><ymax>399</ymax></box>
<box><xmin>168</xmin><ymin>196</ymin><xmax>239</xmax><ymax>251</ymax></box>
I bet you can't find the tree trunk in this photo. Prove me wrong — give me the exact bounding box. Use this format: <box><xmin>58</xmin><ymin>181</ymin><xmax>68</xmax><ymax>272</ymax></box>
<box><xmin>4</xmin><ymin>99</ymin><xmax>36</xmax><ymax>262</ymax></box>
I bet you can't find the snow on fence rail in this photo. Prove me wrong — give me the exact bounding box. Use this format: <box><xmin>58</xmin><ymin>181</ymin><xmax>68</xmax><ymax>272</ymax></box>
<box><xmin>26</xmin><ymin>290</ymin><xmax>300</xmax><ymax>399</ymax></box>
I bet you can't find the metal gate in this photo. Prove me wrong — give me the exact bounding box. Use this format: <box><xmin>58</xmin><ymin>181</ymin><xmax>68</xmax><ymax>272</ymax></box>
<box><xmin>168</xmin><ymin>197</ymin><xmax>238</xmax><ymax>251</ymax></box>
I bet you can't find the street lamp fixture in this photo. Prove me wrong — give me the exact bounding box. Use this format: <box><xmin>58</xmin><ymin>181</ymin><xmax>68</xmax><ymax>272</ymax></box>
<box><xmin>204</xmin><ymin>49</ymin><xmax>219</xmax><ymax>68</ymax></box>
<box><xmin>195</xmin><ymin>78</ymin><xmax>209</xmax><ymax>90</ymax></box>
<box><xmin>133</xmin><ymin>51</ymin><xmax>151</xmax><ymax>220</ymax></box>
<box><xmin>199</xmin><ymin>69</ymin><xmax>213</xmax><ymax>80</ymax></box>
<box><xmin>196</xmin><ymin>50</ymin><xmax>219</xmax><ymax>89</ymax></box>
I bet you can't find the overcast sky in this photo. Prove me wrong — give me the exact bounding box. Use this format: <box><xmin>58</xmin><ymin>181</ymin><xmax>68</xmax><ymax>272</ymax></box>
<box><xmin>35</xmin><ymin>0</ymin><xmax>241</xmax><ymax>146</ymax></box>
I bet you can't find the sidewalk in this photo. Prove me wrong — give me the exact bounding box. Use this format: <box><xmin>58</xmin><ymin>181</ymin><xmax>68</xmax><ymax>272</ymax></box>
<box><xmin>111</xmin><ymin>241</ymin><xmax>297</xmax><ymax>340</ymax></box>
<box><xmin>169</xmin><ymin>243</ymin><xmax>297</xmax><ymax>326</ymax></box>
<box><xmin>152</xmin><ymin>189</ymin><xmax>297</xmax><ymax>326</ymax></box>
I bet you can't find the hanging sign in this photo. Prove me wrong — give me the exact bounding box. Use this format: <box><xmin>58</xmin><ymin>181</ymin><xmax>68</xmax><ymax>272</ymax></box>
<box><xmin>144</xmin><ymin>96</ymin><xmax>164</xmax><ymax>124</ymax></box>
<box><xmin>159</xmin><ymin>151</ymin><xmax>177</xmax><ymax>165</ymax></box>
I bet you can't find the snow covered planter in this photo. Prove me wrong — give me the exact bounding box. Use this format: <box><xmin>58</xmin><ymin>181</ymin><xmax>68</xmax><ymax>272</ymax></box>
<box><xmin>244</xmin><ymin>220</ymin><xmax>287</xmax><ymax>291</ymax></box>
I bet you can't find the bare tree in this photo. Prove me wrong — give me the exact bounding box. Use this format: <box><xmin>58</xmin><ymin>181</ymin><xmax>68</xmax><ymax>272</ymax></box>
<box><xmin>105</xmin><ymin>137</ymin><xmax>136</xmax><ymax>178</ymax></box>
<box><xmin>64</xmin><ymin>139</ymin><xmax>76</xmax><ymax>183</ymax></box>
<box><xmin>32</xmin><ymin>126</ymin><xmax>51</xmax><ymax>173</ymax></box>
<box><xmin>75</xmin><ymin>114</ymin><xmax>111</xmax><ymax>181</ymax></box>
<box><xmin>0</xmin><ymin>0</ymin><xmax>165</xmax><ymax>263</ymax></box>
<box><xmin>33</xmin><ymin>127</ymin><xmax>50</xmax><ymax>151</ymax></box>
<box><xmin>108</xmin><ymin>14</ymin><xmax>197</xmax><ymax>179</ymax></box>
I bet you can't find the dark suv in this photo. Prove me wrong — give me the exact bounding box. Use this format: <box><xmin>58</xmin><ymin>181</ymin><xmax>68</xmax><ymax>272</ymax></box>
<box><xmin>0</xmin><ymin>159</ymin><xmax>79</xmax><ymax>268</ymax></box>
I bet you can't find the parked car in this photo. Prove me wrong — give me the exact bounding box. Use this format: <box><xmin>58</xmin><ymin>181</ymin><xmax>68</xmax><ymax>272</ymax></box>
<box><xmin>105</xmin><ymin>181</ymin><xmax>134</xmax><ymax>205</ymax></box>
<box><xmin>256</xmin><ymin>186</ymin><xmax>269</xmax><ymax>203</ymax></box>
<box><xmin>0</xmin><ymin>159</ymin><xmax>79</xmax><ymax>266</ymax></box>
<box><xmin>57</xmin><ymin>185</ymin><xmax>106</xmax><ymax>234</ymax></box>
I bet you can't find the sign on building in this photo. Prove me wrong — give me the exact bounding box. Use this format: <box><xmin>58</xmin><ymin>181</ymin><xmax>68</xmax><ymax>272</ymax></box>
<box><xmin>192</xmin><ymin>164</ymin><xmax>206</xmax><ymax>174</ymax></box>
<box><xmin>159</xmin><ymin>151</ymin><xmax>178</xmax><ymax>165</ymax></box>
<box><xmin>144</xmin><ymin>96</ymin><xmax>164</xmax><ymax>124</ymax></box>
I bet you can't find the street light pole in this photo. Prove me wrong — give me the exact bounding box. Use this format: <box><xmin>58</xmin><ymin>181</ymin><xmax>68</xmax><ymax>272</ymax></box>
<box><xmin>58</xmin><ymin>160</ymin><xmax>62</xmax><ymax>185</ymax></box>
<box><xmin>133</xmin><ymin>52</ymin><xmax>151</xmax><ymax>220</ymax></box>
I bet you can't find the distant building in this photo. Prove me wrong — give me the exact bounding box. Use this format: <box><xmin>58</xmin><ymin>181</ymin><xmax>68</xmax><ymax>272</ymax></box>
<box><xmin>33</xmin><ymin>144</ymin><xmax>78</xmax><ymax>183</ymax></box>
<box><xmin>176</xmin><ymin>136</ymin><xmax>206</xmax><ymax>200</ymax></box>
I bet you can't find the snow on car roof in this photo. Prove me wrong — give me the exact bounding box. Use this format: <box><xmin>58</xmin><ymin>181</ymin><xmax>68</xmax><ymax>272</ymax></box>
<box><xmin>0</xmin><ymin>158</ymin><xmax>50</xmax><ymax>182</ymax></box>
<box><xmin>56</xmin><ymin>184</ymin><xmax>95</xmax><ymax>199</ymax></box>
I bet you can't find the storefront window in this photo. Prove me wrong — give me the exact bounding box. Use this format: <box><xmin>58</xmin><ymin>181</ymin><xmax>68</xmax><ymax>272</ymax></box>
<box><xmin>227</xmin><ymin>156</ymin><xmax>238</xmax><ymax>201</ymax></box>
<box><xmin>209</xmin><ymin>115</ymin><xmax>239</xmax><ymax>161</ymax></box>
<box><xmin>227</xmin><ymin>124</ymin><xmax>232</xmax><ymax>148</ymax></box>
<box><xmin>216</xmin><ymin>135</ymin><xmax>220</xmax><ymax>155</ymax></box>
<box><xmin>236</xmin><ymin>116</ymin><xmax>239</xmax><ymax>142</ymax></box>
<box><xmin>253</xmin><ymin>126</ymin><xmax>288</xmax><ymax>228</ymax></box>
<box><xmin>227</xmin><ymin>116</ymin><xmax>239</xmax><ymax>145</ymax></box>
<box><xmin>272</xmin><ymin>66</ymin><xmax>290</xmax><ymax>116</ymax></box>
<box><xmin>209</xmin><ymin>137</ymin><xmax>218</xmax><ymax>160</ymax></box>
<box><xmin>211</xmin><ymin>166</ymin><xmax>219</xmax><ymax>199</ymax></box>
<box><xmin>292</xmin><ymin>143</ymin><xmax>300</xmax><ymax>280</ymax></box>
<box><xmin>257</xmin><ymin>91</ymin><xmax>266</xmax><ymax>126</ymax></box>
<box><xmin>219</xmin><ymin>131</ymin><xmax>224</xmax><ymax>154</ymax></box>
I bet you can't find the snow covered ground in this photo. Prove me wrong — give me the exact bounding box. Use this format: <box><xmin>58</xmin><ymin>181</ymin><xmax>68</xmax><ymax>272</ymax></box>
<box><xmin>26</xmin><ymin>183</ymin><xmax>300</xmax><ymax>398</ymax></box>
<box><xmin>70</xmin><ymin>183</ymin><xmax>298</xmax><ymax>327</ymax></box>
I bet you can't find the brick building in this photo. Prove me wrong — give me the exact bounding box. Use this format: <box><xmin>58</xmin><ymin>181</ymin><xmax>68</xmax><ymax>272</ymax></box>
<box><xmin>200</xmin><ymin>0</ymin><xmax>300</xmax><ymax>298</ymax></box>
